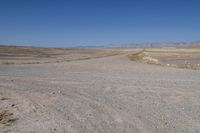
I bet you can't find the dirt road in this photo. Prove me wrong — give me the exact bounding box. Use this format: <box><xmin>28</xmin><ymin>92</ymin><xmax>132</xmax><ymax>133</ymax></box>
<box><xmin>0</xmin><ymin>55</ymin><xmax>200</xmax><ymax>133</ymax></box>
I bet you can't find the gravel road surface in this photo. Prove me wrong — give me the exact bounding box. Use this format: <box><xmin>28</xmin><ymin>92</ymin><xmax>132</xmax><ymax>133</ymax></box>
<box><xmin>0</xmin><ymin>55</ymin><xmax>200</xmax><ymax>133</ymax></box>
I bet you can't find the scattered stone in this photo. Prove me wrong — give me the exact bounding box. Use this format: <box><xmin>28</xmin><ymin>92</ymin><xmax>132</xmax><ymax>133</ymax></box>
<box><xmin>11</xmin><ymin>104</ymin><xmax>15</xmax><ymax>107</ymax></box>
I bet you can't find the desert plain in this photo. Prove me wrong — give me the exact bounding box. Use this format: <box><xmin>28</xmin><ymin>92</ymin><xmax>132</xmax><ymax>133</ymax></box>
<box><xmin>0</xmin><ymin>46</ymin><xmax>200</xmax><ymax>133</ymax></box>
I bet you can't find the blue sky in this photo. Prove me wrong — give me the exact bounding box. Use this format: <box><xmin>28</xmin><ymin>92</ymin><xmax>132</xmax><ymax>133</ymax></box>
<box><xmin>0</xmin><ymin>0</ymin><xmax>200</xmax><ymax>47</ymax></box>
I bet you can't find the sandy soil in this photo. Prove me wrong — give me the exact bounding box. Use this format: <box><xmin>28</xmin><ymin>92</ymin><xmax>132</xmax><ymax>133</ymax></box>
<box><xmin>0</xmin><ymin>54</ymin><xmax>200</xmax><ymax>133</ymax></box>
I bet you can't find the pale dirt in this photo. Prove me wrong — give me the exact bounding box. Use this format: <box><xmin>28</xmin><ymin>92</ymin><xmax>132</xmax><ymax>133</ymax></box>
<box><xmin>0</xmin><ymin>55</ymin><xmax>200</xmax><ymax>133</ymax></box>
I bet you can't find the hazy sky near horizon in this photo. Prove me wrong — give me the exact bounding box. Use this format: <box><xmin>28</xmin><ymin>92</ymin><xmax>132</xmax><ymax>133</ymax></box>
<box><xmin>0</xmin><ymin>0</ymin><xmax>200</xmax><ymax>47</ymax></box>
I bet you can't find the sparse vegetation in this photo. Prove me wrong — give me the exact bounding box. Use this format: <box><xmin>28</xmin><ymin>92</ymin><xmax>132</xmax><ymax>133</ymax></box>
<box><xmin>0</xmin><ymin>108</ymin><xmax>16</xmax><ymax>126</ymax></box>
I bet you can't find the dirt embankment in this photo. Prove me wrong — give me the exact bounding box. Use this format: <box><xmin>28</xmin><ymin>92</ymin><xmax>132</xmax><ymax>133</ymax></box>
<box><xmin>128</xmin><ymin>48</ymin><xmax>200</xmax><ymax>70</ymax></box>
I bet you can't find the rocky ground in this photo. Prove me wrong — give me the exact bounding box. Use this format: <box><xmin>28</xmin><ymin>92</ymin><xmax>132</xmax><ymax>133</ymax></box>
<box><xmin>0</xmin><ymin>54</ymin><xmax>200</xmax><ymax>133</ymax></box>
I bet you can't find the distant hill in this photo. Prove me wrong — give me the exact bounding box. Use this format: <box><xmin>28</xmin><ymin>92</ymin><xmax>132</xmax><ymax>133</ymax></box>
<box><xmin>106</xmin><ymin>41</ymin><xmax>200</xmax><ymax>48</ymax></box>
<box><xmin>1</xmin><ymin>41</ymin><xmax>200</xmax><ymax>49</ymax></box>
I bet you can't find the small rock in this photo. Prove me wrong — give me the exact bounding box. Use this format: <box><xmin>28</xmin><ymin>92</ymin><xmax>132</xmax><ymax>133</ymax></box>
<box><xmin>11</xmin><ymin>104</ymin><xmax>15</xmax><ymax>107</ymax></box>
<box><xmin>0</xmin><ymin>97</ymin><xmax>8</xmax><ymax>100</ymax></box>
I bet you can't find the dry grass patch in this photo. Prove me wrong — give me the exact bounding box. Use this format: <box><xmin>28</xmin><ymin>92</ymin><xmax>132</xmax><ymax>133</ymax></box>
<box><xmin>0</xmin><ymin>108</ymin><xmax>16</xmax><ymax>126</ymax></box>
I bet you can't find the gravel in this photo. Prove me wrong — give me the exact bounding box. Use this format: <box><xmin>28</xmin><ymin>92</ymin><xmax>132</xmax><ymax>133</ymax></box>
<box><xmin>0</xmin><ymin>55</ymin><xmax>200</xmax><ymax>133</ymax></box>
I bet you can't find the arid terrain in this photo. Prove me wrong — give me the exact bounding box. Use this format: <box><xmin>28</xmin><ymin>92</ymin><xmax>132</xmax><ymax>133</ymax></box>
<box><xmin>128</xmin><ymin>48</ymin><xmax>200</xmax><ymax>70</ymax></box>
<box><xmin>0</xmin><ymin>46</ymin><xmax>124</xmax><ymax>64</ymax></box>
<box><xmin>0</xmin><ymin>46</ymin><xmax>200</xmax><ymax>133</ymax></box>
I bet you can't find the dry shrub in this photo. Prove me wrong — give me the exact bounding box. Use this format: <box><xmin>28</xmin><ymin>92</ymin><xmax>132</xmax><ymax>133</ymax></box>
<box><xmin>0</xmin><ymin>108</ymin><xmax>16</xmax><ymax>126</ymax></box>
